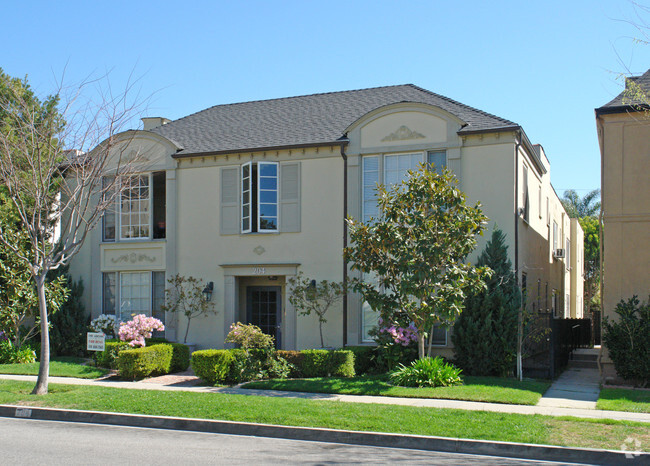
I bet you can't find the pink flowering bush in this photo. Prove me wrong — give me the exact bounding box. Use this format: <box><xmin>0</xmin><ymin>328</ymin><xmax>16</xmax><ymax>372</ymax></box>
<box><xmin>118</xmin><ymin>314</ymin><xmax>165</xmax><ymax>347</ymax></box>
<box><xmin>368</xmin><ymin>317</ymin><xmax>418</xmax><ymax>371</ymax></box>
<box><xmin>379</xmin><ymin>322</ymin><xmax>418</xmax><ymax>346</ymax></box>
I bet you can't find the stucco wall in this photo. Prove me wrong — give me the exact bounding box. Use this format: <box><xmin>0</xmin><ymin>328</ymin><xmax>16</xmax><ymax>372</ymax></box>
<box><xmin>598</xmin><ymin>112</ymin><xmax>650</xmax><ymax>380</ymax></box>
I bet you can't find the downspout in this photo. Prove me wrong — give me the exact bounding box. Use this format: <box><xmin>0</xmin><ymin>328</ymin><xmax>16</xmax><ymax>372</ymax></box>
<box><xmin>340</xmin><ymin>142</ymin><xmax>348</xmax><ymax>347</ymax></box>
<box><xmin>514</xmin><ymin>130</ymin><xmax>523</xmax><ymax>381</ymax></box>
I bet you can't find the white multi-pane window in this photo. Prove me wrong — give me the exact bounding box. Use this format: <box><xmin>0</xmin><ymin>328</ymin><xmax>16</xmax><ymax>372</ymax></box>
<box><xmin>427</xmin><ymin>150</ymin><xmax>446</xmax><ymax>174</ymax></box>
<box><xmin>120</xmin><ymin>176</ymin><xmax>150</xmax><ymax>239</ymax></box>
<box><xmin>362</xmin><ymin>151</ymin><xmax>446</xmax><ymax>223</ymax></box>
<box><xmin>119</xmin><ymin>272</ymin><xmax>151</xmax><ymax>321</ymax></box>
<box><xmin>102</xmin><ymin>173</ymin><xmax>166</xmax><ymax>242</ymax></box>
<box><xmin>553</xmin><ymin>221</ymin><xmax>559</xmax><ymax>252</ymax></box>
<box><xmin>566</xmin><ymin>238</ymin><xmax>571</xmax><ymax>270</ymax></box>
<box><xmin>102</xmin><ymin>271</ymin><xmax>165</xmax><ymax>325</ymax></box>
<box><xmin>241</xmin><ymin>162</ymin><xmax>278</xmax><ymax>233</ymax></box>
<box><xmin>362</xmin><ymin>156</ymin><xmax>380</xmax><ymax>223</ymax></box>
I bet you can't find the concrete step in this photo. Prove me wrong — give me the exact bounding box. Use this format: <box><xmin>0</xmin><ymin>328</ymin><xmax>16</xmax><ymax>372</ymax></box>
<box><xmin>571</xmin><ymin>353</ymin><xmax>598</xmax><ymax>362</ymax></box>
<box><xmin>568</xmin><ymin>359</ymin><xmax>598</xmax><ymax>369</ymax></box>
<box><xmin>572</xmin><ymin>347</ymin><xmax>600</xmax><ymax>356</ymax></box>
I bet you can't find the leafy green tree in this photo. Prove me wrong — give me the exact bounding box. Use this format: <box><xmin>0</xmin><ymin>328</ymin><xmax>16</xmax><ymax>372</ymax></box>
<box><xmin>0</xmin><ymin>68</ymin><xmax>146</xmax><ymax>394</ymax></box>
<box><xmin>49</xmin><ymin>265</ymin><xmax>89</xmax><ymax>357</ymax></box>
<box><xmin>580</xmin><ymin>216</ymin><xmax>601</xmax><ymax>313</ymax></box>
<box><xmin>452</xmin><ymin>228</ymin><xmax>521</xmax><ymax>376</ymax></box>
<box><xmin>345</xmin><ymin>165</ymin><xmax>490</xmax><ymax>359</ymax></box>
<box><xmin>288</xmin><ymin>272</ymin><xmax>344</xmax><ymax>348</ymax></box>
<box><xmin>561</xmin><ymin>189</ymin><xmax>601</xmax><ymax>218</ymax></box>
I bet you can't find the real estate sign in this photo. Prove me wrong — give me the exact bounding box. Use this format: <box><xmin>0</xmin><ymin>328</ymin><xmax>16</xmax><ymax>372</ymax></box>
<box><xmin>87</xmin><ymin>332</ymin><xmax>106</xmax><ymax>352</ymax></box>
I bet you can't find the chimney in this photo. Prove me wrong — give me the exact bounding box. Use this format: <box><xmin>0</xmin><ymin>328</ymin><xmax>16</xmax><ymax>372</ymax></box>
<box><xmin>141</xmin><ymin>117</ymin><xmax>171</xmax><ymax>131</ymax></box>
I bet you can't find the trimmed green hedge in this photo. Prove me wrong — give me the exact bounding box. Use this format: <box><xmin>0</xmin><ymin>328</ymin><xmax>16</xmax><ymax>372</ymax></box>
<box><xmin>168</xmin><ymin>343</ymin><xmax>191</xmax><ymax>373</ymax></box>
<box><xmin>191</xmin><ymin>350</ymin><xmax>234</xmax><ymax>385</ymax></box>
<box><xmin>117</xmin><ymin>344</ymin><xmax>173</xmax><ymax>380</ymax></box>
<box><xmin>344</xmin><ymin>346</ymin><xmax>376</xmax><ymax>375</ymax></box>
<box><xmin>94</xmin><ymin>340</ymin><xmax>130</xmax><ymax>369</ymax></box>
<box><xmin>276</xmin><ymin>350</ymin><xmax>305</xmax><ymax>377</ymax></box>
<box><xmin>297</xmin><ymin>349</ymin><xmax>355</xmax><ymax>378</ymax></box>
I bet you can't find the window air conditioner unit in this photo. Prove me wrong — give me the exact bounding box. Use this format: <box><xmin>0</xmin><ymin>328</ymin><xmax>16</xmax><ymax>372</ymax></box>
<box><xmin>554</xmin><ymin>248</ymin><xmax>566</xmax><ymax>259</ymax></box>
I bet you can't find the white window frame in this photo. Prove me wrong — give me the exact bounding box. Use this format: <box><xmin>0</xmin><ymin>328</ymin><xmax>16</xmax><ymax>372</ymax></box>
<box><xmin>552</xmin><ymin>221</ymin><xmax>558</xmax><ymax>252</ymax></box>
<box><xmin>119</xmin><ymin>175</ymin><xmax>152</xmax><ymax>241</ymax></box>
<box><xmin>102</xmin><ymin>174</ymin><xmax>153</xmax><ymax>242</ymax></box>
<box><xmin>538</xmin><ymin>186</ymin><xmax>542</xmax><ymax>219</ymax></box>
<box><xmin>240</xmin><ymin>161</ymin><xmax>279</xmax><ymax>234</ymax></box>
<box><xmin>362</xmin><ymin>150</ymin><xmax>447</xmax><ymax>223</ymax></box>
<box><xmin>241</xmin><ymin>162</ymin><xmax>252</xmax><ymax>234</ymax></box>
<box><xmin>362</xmin><ymin>155</ymin><xmax>380</xmax><ymax>223</ymax></box>
<box><xmin>427</xmin><ymin>150</ymin><xmax>447</xmax><ymax>174</ymax></box>
<box><xmin>566</xmin><ymin>238</ymin><xmax>571</xmax><ymax>270</ymax></box>
<box><xmin>257</xmin><ymin>161</ymin><xmax>279</xmax><ymax>233</ymax></box>
<box><xmin>102</xmin><ymin>271</ymin><xmax>165</xmax><ymax>323</ymax></box>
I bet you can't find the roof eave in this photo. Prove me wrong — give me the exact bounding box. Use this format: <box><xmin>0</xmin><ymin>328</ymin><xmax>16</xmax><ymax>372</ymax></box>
<box><xmin>457</xmin><ymin>125</ymin><xmax>521</xmax><ymax>136</ymax></box>
<box><xmin>171</xmin><ymin>140</ymin><xmax>349</xmax><ymax>159</ymax></box>
<box><xmin>595</xmin><ymin>104</ymin><xmax>650</xmax><ymax>116</ymax></box>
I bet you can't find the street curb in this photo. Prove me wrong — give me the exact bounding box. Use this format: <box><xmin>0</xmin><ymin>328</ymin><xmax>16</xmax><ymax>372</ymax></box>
<box><xmin>0</xmin><ymin>405</ymin><xmax>646</xmax><ymax>465</ymax></box>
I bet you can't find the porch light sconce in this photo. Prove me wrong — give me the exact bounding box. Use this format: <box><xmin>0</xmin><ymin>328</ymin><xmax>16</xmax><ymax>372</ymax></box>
<box><xmin>310</xmin><ymin>279</ymin><xmax>317</xmax><ymax>288</ymax></box>
<box><xmin>202</xmin><ymin>282</ymin><xmax>214</xmax><ymax>302</ymax></box>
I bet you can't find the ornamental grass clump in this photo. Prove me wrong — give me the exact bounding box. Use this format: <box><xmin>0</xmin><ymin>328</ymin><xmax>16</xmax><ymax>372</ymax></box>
<box><xmin>118</xmin><ymin>315</ymin><xmax>165</xmax><ymax>347</ymax></box>
<box><xmin>390</xmin><ymin>356</ymin><xmax>462</xmax><ymax>388</ymax></box>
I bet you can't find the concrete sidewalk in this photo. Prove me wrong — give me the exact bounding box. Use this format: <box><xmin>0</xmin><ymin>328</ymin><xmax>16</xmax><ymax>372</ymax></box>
<box><xmin>1</xmin><ymin>373</ymin><xmax>648</xmax><ymax>423</ymax></box>
<box><xmin>537</xmin><ymin>366</ymin><xmax>601</xmax><ymax>410</ymax></box>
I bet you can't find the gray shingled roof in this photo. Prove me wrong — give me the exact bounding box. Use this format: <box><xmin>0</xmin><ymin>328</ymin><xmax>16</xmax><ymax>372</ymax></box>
<box><xmin>152</xmin><ymin>84</ymin><xmax>518</xmax><ymax>156</ymax></box>
<box><xmin>597</xmin><ymin>69</ymin><xmax>650</xmax><ymax>113</ymax></box>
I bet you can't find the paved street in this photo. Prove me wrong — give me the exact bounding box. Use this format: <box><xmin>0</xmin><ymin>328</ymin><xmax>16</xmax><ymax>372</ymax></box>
<box><xmin>0</xmin><ymin>417</ymin><xmax>577</xmax><ymax>465</ymax></box>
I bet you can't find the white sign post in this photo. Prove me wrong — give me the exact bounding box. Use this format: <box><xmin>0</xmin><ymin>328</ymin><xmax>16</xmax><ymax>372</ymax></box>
<box><xmin>87</xmin><ymin>332</ymin><xmax>106</xmax><ymax>352</ymax></box>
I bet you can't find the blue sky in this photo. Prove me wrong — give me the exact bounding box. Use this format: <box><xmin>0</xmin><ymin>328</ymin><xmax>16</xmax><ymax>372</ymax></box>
<box><xmin>2</xmin><ymin>0</ymin><xmax>649</xmax><ymax>196</ymax></box>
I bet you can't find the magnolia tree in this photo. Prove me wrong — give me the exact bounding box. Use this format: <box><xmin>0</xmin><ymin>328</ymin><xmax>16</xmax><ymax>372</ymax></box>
<box><xmin>345</xmin><ymin>165</ymin><xmax>491</xmax><ymax>359</ymax></box>
<box><xmin>0</xmin><ymin>69</ymin><xmax>150</xmax><ymax>394</ymax></box>
<box><xmin>288</xmin><ymin>272</ymin><xmax>344</xmax><ymax>348</ymax></box>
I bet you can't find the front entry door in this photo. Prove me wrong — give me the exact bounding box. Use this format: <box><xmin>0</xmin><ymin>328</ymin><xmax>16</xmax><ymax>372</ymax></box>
<box><xmin>246</xmin><ymin>286</ymin><xmax>282</xmax><ymax>348</ymax></box>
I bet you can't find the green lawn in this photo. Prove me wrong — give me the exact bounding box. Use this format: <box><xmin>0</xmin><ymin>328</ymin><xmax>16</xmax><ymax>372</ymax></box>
<box><xmin>0</xmin><ymin>358</ymin><xmax>108</xmax><ymax>379</ymax></box>
<box><xmin>0</xmin><ymin>380</ymin><xmax>646</xmax><ymax>451</ymax></box>
<box><xmin>243</xmin><ymin>375</ymin><xmax>551</xmax><ymax>405</ymax></box>
<box><xmin>597</xmin><ymin>388</ymin><xmax>650</xmax><ymax>413</ymax></box>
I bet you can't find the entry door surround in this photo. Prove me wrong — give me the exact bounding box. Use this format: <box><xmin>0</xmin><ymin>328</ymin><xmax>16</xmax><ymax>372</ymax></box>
<box><xmin>220</xmin><ymin>263</ymin><xmax>299</xmax><ymax>350</ymax></box>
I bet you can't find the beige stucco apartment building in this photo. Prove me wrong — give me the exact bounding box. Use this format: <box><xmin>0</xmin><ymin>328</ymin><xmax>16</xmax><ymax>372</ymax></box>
<box><xmin>70</xmin><ymin>85</ymin><xmax>583</xmax><ymax>351</ymax></box>
<box><xmin>596</xmin><ymin>70</ymin><xmax>650</xmax><ymax>380</ymax></box>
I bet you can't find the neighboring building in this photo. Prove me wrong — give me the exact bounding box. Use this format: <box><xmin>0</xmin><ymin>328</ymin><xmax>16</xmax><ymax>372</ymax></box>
<box><xmin>596</xmin><ymin>70</ymin><xmax>650</xmax><ymax>380</ymax></box>
<box><xmin>70</xmin><ymin>84</ymin><xmax>583</xmax><ymax>352</ymax></box>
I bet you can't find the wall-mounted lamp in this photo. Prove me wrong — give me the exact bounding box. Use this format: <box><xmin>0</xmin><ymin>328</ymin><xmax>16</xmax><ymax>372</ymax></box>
<box><xmin>310</xmin><ymin>279</ymin><xmax>317</xmax><ymax>288</ymax></box>
<box><xmin>202</xmin><ymin>282</ymin><xmax>214</xmax><ymax>302</ymax></box>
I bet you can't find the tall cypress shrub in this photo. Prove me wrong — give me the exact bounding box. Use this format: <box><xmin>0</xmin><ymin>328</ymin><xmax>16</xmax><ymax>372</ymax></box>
<box><xmin>452</xmin><ymin>228</ymin><xmax>521</xmax><ymax>376</ymax></box>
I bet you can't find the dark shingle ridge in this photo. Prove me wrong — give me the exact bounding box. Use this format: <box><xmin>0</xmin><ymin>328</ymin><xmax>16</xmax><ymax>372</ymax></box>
<box><xmin>598</xmin><ymin>69</ymin><xmax>650</xmax><ymax>111</ymax></box>
<box><xmin>152</xmin><ymin>84</ymin><xmax>519</xmax><ymax>155</ymax></box>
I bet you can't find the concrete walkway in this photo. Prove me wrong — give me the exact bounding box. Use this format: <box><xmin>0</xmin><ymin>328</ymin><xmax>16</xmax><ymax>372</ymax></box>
<box><xmin>1</xmin><ymin>373</ymin><xmax>648</xmax><ymax>423</ymax></box>
<box><xmin>537</xmin><ymin>366</ymin><xmax>601</xmax><ymax>410</ymax></box>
